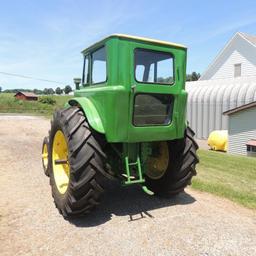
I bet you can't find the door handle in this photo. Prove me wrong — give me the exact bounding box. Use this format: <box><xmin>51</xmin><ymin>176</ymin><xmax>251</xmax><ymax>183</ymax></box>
<box><xmin>131</xmin><ymin>84</ymin><xmax>136</xmax><ymax>93</ymax></box>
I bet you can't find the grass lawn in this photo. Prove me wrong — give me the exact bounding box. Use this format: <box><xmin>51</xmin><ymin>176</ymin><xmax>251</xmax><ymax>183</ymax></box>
<box><xmin>0</xmin><ymin>93</ymin><xmax>72</xmax><ymax>116</ymax></box>
<box><xmin>192</xmin><ymin>149</ymin><xmax>256</xmax><ymax>209</ymax></box>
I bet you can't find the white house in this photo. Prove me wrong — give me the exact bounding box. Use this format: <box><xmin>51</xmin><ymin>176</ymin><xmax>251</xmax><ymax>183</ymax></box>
<box><xmin>223</xmin><ymin>101</ymin><xmax>256</xmax><ymax>156</ymax></box>
<box><xmin>200</xmin><ymin>32</ymin><xmax>256</xmax><ymax>80</ymax></box>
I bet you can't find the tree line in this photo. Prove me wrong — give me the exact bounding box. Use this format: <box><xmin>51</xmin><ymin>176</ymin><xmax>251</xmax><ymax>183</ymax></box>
<box><xmin>0</xmin><ymin>72</ymin><xmax>200</xmax><ymax>94</ymax></box>
<box><xmin>0</xmin><ymin>85</ymin><xmax>72</xmax><ymax>95</ymax></box>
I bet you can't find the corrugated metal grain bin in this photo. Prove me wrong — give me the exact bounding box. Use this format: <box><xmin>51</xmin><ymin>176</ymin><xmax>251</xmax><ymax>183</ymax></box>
<box><xmin>186</xmin><ymin>77</ymin><xmax>256</xmax><ymax>139</ymax></box>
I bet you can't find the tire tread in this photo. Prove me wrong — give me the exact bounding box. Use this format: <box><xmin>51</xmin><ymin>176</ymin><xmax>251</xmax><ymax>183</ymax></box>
<box><xmin>49</xmin><ymin>107</ymin><xmax>110</xmax><ymax>218</ymax></box>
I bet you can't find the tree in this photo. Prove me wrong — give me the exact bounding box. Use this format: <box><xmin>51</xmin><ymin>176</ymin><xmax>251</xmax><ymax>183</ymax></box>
<box><xmin>33</xmin><ymin>89</ymin><xmax>43</xmax><ymax>95</ymax></box>
<box><xmin>43</xmin><ymin>88</ymin><xmax>54</xmax><ymax>95</ymax></box>
<box><xmin>186</xmin><ymin>72</ymin><xmax>201</xmax><ymax>81</ymax></box>
<box><xmin>64</xmin><ymin>85</ymin><xmax>72</xmax><ymax>95</ymax></box>
<box><xmin>191</xmin><ymin>72</ymin><xmax>200</xmax><ymax>81</ymax></box>
<box><xmin>48</xmin><ymin>88</ymin><xmax>55</xmax><ymax>95</ymax></box>
<box><xmin>55</xmin><ymin>87</ymin><xmax>63</xmax><ymax>95</ymax></box>
<box><xmin>43</xmin><ymin>88</ymin><xmax>49</xmax><ymax>95</ymax></box>
<box><xmin>0</xmin><ymin>86</ymin><xmax>2</xmax><ymax>93</ymax></box>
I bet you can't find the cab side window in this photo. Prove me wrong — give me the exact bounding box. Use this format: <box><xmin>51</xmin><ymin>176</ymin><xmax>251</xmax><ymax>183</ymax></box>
<box><xmin>92</xmin><ymin>47</ymin><xmax>107</xmax><ymax>84</ymax></box>
<box><xmin>82</xmin><ymin>55</ymin><xmax>89</xmax><ymax>85</ymax></box>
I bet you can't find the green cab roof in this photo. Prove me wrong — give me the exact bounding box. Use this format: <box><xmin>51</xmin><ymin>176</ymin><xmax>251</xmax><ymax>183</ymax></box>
<box><xmin>82</xmin><ymin>34</ymin><xmax>187</xmax><ymax>53</ymax></box>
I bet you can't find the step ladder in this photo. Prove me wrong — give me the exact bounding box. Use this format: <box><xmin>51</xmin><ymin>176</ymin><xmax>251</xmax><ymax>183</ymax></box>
<box><xmin>123</xmin><ymin>156</ymin><xmax>145</xmax><ymax>185</ymax></box>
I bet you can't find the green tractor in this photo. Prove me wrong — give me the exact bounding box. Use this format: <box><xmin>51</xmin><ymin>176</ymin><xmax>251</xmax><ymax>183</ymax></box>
<box><xmin>42</xmin><ymin>34</ymin><xmax>199</xmax><ymax>218</ymax></box>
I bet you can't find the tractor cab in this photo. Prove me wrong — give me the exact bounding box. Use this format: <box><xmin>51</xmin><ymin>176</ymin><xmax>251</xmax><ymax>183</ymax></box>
<box><xmin>71</xmin><ymin>34</ymin><xmax>188</xmax><ymax>143</ymax></box>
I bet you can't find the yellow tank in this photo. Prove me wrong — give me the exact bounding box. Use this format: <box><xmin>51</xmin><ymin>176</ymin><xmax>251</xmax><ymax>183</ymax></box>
<box><xmin>207</xmin><ymin>130</ymin><xmax>228</xmax><ymax>152</ymax></box>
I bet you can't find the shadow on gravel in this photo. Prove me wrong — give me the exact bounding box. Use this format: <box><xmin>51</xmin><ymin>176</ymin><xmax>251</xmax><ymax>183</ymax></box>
<box><xmin>68</xmin><ymin>182</ymin><xmax>196</xmax><ymax>228</ymax></box>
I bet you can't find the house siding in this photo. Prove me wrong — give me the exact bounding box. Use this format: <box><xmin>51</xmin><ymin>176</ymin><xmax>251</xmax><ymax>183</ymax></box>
<box><xmin>15</xmin><ymin>94</ymin><xmax>27</xmax><ymax>100</ymax></box>
<box><xmin>201</xmin><ymin>34</ymin><xmax>256</xmax><ymax>80</ymax></box>
<box><xmin>228</xmin><ymin>107</ymin><xmax>256</xmax><ymax>155</ymax></box>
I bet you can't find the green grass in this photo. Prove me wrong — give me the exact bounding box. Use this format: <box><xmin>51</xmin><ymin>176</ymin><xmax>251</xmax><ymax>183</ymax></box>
<box><xmin>0</xmin><ymin>93</ymin><xmax>72</xmax><ymax>116</ymax></box>
<box><xmin>192</xmin><ymin>149</ymin><xmax>256</xmax><ymax>209</ymax></box>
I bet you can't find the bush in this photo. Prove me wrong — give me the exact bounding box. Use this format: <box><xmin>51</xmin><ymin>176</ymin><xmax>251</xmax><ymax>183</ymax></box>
<box><xmin>14</xmin><ymin>98</ymin><xmax>23</xmax><ymax>105</ymax></box>
<box><xmin>39</xmin><ymin>96</ymin><xmax>56</xmax><ymax>105</ymax></box>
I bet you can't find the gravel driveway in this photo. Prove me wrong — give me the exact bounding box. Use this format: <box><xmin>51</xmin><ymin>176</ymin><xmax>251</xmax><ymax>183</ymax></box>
<box><xmin>0</xmin><ymin>115</ymin><xmax>256</xmax><ymax>256</ymax></box>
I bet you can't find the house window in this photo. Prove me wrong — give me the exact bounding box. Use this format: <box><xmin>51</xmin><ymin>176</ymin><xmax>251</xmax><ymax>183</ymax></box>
<box><xmin>234</xmin><ymin>63</ymin><xmax>241</xmax><ymax>77</ymax></box>
<box><xmin>247</xmin><ymin>145</ymin><xmax>256</xmax><ymax>152</ymax></box>
<box><xmin>246</xmin><ymin>141</ymin><xmax>256</xmax><ymax>153</ymax></box>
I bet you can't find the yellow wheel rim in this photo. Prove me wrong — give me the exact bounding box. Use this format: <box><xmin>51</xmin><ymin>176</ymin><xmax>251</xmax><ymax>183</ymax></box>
<box><xmin>52</xmin><ymin>130</ymin><xmax>70</xmax><ymax>194</ymax></box>
<box><xmin>42</xmin><ymin>143</ymin><xmax>48</xmax><ymax>170</ymax></box>
<box><xmin>145</xmin><ymin>142</ymin><xmax>169</xmax><ymax>180</ymax></box>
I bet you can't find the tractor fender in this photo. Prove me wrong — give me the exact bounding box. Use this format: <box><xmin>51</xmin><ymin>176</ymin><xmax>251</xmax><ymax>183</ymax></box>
<box><xmin>67</xmin><ymin>97</ymin><xmax>105</xmax><ymax>134</ymax></box>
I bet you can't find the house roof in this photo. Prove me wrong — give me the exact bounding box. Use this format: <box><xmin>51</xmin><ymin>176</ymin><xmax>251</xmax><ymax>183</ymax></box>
<box><xmin>246</xmin><ymin>140</ymin><xmax>256</xmax><ymax>146</ymax></box>
<box><xmin>200</xmin><ymin>32</ymin><xmax>256</xmax><ymax>80</ymax></box>
<box><xmin>223</xmin><ymin>101</ymin><xmax>256</xmax><ymax>115</ymax></box>
<box><xmin>15</xmin><ymin>91</ymin><xmax>38</xmax><ymax>97</ymax></box>
<box><xmin>240</xmin><ymin>32</ymin><xmax>256</xmax><ymax>46</ymax></box>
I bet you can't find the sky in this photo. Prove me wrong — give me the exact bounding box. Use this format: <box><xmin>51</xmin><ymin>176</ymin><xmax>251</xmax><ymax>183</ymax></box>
<box><xmin>1</xmin><ymin>0</ymin><xmax>256</xmax><ymax>90</ymax></box>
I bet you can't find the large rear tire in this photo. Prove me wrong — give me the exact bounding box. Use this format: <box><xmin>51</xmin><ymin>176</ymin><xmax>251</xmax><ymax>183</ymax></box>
<box><xmin>48</xmin><ymin>107</ymin><xmax>111</xmax><ymax>218</ymax></box>
<box><xmin>145</xmin><ymin>127</ymin><xmax>199</xmax><ymax>196</ymax></box>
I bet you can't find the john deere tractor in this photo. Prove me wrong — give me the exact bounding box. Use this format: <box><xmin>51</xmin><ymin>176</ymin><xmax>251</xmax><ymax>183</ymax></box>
<box><xmin>42</xmin><ymin>34</ymin><xmax>199</xmax><ymax>218</ymax></box>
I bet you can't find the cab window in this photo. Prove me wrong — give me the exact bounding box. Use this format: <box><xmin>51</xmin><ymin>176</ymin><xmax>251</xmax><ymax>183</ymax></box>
<box><xmin>135</xmin><ymin>48</ymin><xmax>174</xmax><ymax>84</ymax></box>
<box><xmin>82</xmin><ymin>55</ymin><xmax>89</xmax><ymax>85</ymax></box>
<box><xmin>92</xmin><ymin>47</ymin><xmax>107</xmax><ymax>84</ymax></box>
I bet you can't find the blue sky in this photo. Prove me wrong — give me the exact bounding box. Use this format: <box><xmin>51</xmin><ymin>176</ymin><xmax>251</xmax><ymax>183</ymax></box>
<box><xmin>1</xmin><ymin>0</ymin><xmax>256</xmax><ymax>90</ymax></box>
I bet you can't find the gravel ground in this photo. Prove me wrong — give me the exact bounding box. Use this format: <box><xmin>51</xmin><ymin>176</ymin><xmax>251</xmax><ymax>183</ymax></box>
<box><xmin>0</xmin><ymin>115</ymin><xmax>256</xmax><ymax>256</ymax></box>
<box><xmin>196</xmin><ymin>139</ymin><xmax>210</xmax><ymax>150</ymax></box>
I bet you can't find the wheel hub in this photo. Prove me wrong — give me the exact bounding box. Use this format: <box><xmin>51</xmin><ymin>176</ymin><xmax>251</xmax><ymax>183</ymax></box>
<box><xmin>52</xmin><ymin>130</ymin><xmax>70</xmax><ymax>194</ymax></box>
<box><xmin>145</xmin><ymin>142</ymin><xmax>169</xmax><ymax>179</ymax></box>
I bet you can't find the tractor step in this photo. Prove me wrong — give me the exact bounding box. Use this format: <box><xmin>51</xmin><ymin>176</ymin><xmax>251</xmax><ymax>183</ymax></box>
<box><xmin>124</xmin><ymin>156</ymin><xmax>145</xmax><ymax>185</ymax></box>
<box><xmin>121</xmin><ymin>174</ymin><xmax>135</xmax><ymax>179</ymax></box>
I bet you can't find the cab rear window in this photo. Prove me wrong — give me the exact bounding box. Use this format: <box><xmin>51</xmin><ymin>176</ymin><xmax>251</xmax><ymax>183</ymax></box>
<box><xmin>133</xmin><ymin>93</ymin><xmax>174</xmax><ymax>126</ymax></box>
<box><xmin>134</xmin><ymin>49</ymin><xmax>174</xmax><ymax>84</ymax></box>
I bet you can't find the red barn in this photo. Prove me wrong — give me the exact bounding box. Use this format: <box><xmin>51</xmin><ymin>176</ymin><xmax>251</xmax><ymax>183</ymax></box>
<box><xmin>14</xmin><ymin>91</ymin><xmax>38</xmax><ymax>101</ymax></box>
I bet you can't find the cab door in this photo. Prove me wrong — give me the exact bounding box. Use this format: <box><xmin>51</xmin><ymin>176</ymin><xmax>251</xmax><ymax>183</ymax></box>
<box><xmin>127</xmin><ymin>41</ymin><xmax>186</xmax><ymax>142</ymax></box>
<box><xmin>132</xmin><ymin>47</ymin><xmax>175</xmax><ymax>127</ymax></box>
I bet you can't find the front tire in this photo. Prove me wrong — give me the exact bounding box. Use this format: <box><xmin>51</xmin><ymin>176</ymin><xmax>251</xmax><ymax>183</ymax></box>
<box><xmin>145</xmin><ymin>127</ymin><xmax>199</xmax><ymax>196</ymax></box>
<box><xmin>48</xmin><ymin>107</ymin><xmax>110</xmax><ymax>218</ymax></box>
